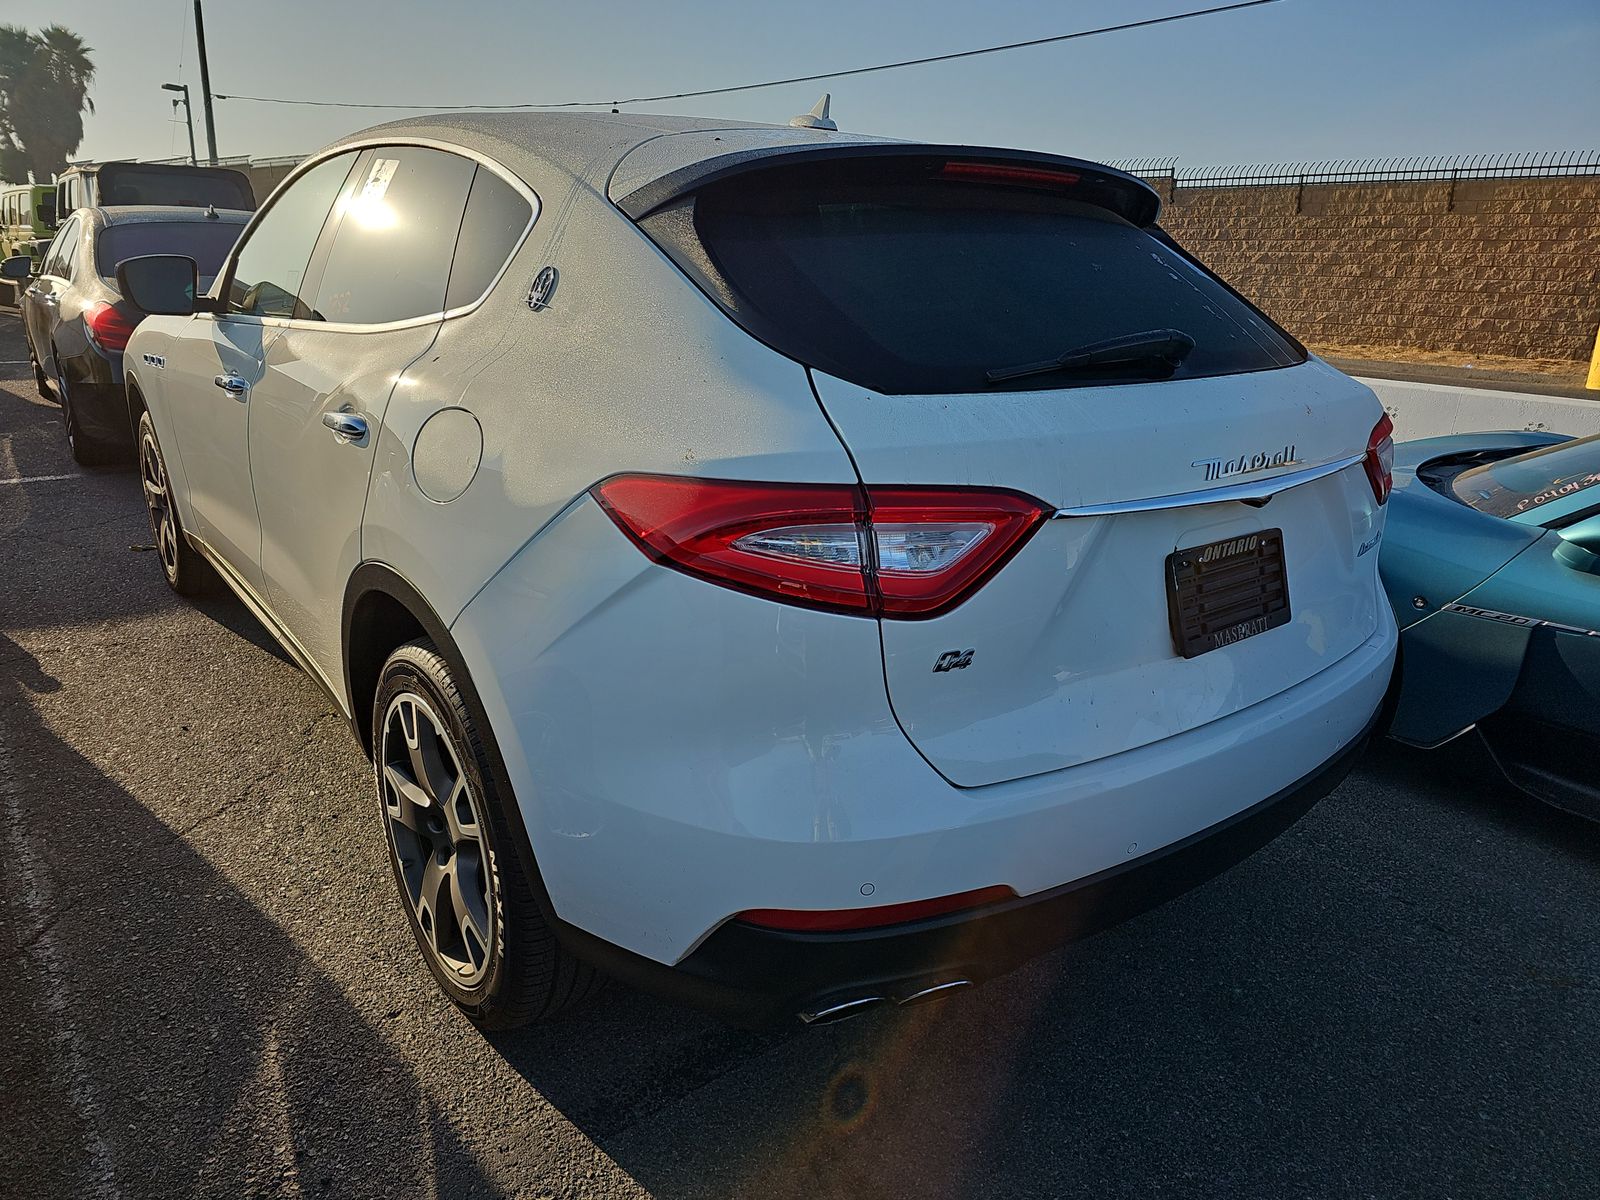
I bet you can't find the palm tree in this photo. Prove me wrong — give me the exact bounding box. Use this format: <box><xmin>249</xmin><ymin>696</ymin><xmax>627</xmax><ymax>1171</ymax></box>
<box><xmin>0</xmin><ymin>24</ymin><xmax>95</xmax><ymax>183</ymax></box>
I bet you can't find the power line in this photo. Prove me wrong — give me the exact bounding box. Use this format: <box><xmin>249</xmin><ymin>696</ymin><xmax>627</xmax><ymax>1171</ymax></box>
<box><xmin>215</xmin><ymin>1</ymin><xmax>1282</xmax><ymax>112</ymax></box>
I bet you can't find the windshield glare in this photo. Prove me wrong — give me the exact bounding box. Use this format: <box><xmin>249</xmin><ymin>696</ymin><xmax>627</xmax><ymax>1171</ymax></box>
<box><xmin>1451</xmin><ymin>434</ymin><xmax>1600</xmax><ymax>520</ymax></box>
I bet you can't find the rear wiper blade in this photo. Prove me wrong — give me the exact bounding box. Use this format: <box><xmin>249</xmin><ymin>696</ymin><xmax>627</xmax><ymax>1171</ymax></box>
<box><xmin>985</xmin><ymin>329</ymin><xmax>1196</xmax><ymax>385</ymax></box>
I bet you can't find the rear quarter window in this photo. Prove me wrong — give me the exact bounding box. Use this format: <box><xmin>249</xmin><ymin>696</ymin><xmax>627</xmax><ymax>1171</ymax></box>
<box><xmin>638</xmin><ymin>157</ymin><xmax>1304</xmax><ymax>395</ymax></box>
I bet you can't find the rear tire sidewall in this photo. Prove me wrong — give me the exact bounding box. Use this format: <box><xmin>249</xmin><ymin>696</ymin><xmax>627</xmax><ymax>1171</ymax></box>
<box><xmin>54</xmin><ymin>356</ymin><xmax>80</xmax><ymax>458</ymax></box>
<box><xmin>29</xmin><ymin>339</ymin><xmax>49</xmax><ymax>396</ymax></box>
<box><xmin>137</xmin><ymin>410</ymin><xmax>206</xmax><ymax>594</ymax></box>
<box><xmin>374</xmin><ymin>645</ymin><xmax>513</xmax><ymax>1021</ymax></box>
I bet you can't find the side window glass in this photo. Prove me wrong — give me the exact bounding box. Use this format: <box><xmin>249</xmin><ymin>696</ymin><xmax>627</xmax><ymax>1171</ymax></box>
<box><xmin>444</xmin><ymin>166</ymin><xmax>534</xmax><ymax>310</ymax></box>
<box><xmin>309</xmin><ymin>147</ymin><xmax>475</xmax><ymax>324</ymax></box>
<box><xmin>45</xmin><ymin>218</ymin><xmax>78</xmax><ymax>277</ymax></box>
<box><xmin>228</xmin><ymin>151</ymin><xmax>360</xmax><ymax>318</ymax></box>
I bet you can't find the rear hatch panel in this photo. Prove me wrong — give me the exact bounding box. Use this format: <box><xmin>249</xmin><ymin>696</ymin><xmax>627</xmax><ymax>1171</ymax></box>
<box><xmin>628</xmin><ymin>145</ymin><xmax>1387</xmax><ymax>787</ymax></box>
<box><xmin>812</xmin><ymin>362</ymin><xmax>1385</xmax><ymax>787</ymax></box>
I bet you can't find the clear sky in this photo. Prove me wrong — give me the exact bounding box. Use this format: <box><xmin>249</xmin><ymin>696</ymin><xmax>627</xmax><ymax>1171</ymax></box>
<box><xmin>8</xmin><ymin>0</ymin><xmax>1599</xmax><ymax>169</ymax></box>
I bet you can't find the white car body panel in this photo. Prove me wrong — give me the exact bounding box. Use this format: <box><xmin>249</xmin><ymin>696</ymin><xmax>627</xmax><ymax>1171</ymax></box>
<box><xmin>251</xmin><ymin>321</ymin><xmax>441</xmax><ymax>684</ymax></box>
<box><xmin>452</xmin><ymin>492</ymin><xmax>1398</xmax><ymax>961</ymax></box>
<box><xmin>158</xmin><ymin>315</ymin><xmax>279</xmax><ymax>592</ymax></box>
<box><xmin>120</xmin><ymin>111</ymin><xmax>1399</xmax><ymax>1010</ymax></box>
<box><xmin>810</xmin><ymin>360</ymin><xmax>1388</xmax><ymax>786</ymax></box>
<box><xmin>360</xmin><ymin>158</ymin><xmax>859</xmax><ymax>635</ymax></box>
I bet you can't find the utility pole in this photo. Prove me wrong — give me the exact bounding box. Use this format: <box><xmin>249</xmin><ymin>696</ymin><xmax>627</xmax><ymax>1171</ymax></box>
<box><xmin>193</xmin><ymin>0</ymin><xmax>219</xmax><ymax>165</ymax></box>
<box><xmin>162</xmin><ymin>83</ymin><xmax>197</xmax><ymax>165</ymax></box>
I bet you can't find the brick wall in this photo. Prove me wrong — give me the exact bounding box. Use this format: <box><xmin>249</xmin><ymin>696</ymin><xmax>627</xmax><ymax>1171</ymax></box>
<box><xmin>1157</xmin><ymin>176</ymin><xmax>1600</xmax><ymax>361</ymax></box>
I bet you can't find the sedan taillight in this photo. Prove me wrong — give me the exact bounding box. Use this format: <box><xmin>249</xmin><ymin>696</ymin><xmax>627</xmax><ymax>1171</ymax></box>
<box><xmin>1364</xmin><ymin>413</ymin><xmax>1396</xmax><ymax>505</ymax></box>
<box><xmin>85</xmin><ymin>302</ymin><xmax>137</xmax><ymax>353</ymax></box>
<box><xmin>591</xmin><ymin>474</ymin><xmax>1049</xmax><ymax>619</ymax></box>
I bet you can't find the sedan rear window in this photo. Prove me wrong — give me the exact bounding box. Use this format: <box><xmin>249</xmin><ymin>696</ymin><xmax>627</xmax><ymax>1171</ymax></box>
<box><xmin>97</xmin><ymin>220</ymin><xmax>244</xmax><ymax>284</ymax></box>
<box><xmin>1452</xmin><ymin>434</ymin><xmax>1600</xmax><ymax>520</ymax></box>
<box><xmin>639</xmin><ymin>157</ymin><xmax>1304</xmax><ymax>395</ymax></box>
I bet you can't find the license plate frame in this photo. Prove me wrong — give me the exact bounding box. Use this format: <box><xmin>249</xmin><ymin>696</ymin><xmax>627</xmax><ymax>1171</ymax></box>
<box><xmin>1166</xmin><ymin>528</ymin><xmax>1291</xmax><ymax>659</ymax></box>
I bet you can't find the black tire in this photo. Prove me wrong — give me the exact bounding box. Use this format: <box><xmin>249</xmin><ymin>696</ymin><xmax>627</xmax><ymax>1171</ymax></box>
<box><xmin>137</xmin><ymin>410</ymin><xmax>213</xmax><ymax>596</ymax></box>
<box><xmin>27</xmin><ymin>340</ymin><xmax>50</xmax><ymax>398</ymax></box>
<box><xmin>54</xmin><ymin>354</ymin><xmax>117</xmax><ymax>467</ymax></box>
<box><xmin>374</xmin><ymin>639</ymin><xmax>600</xmax><ymax>1027</ymax></box>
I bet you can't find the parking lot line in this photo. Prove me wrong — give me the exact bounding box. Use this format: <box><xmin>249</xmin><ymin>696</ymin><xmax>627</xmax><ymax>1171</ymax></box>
<box><xmin>0</xmin><ymin>474</ymin><xmax>79</xmax><ymax>485</ymax></box>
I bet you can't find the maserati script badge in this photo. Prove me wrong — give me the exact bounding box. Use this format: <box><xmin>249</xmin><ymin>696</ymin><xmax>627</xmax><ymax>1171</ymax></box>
<box><xmin>1192</xmin><ymin>443</ymin><xmax>1298</xmax><ymax>483</ymax></box>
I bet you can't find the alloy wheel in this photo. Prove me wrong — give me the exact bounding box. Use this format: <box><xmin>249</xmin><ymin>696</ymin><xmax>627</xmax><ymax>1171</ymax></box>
<box><xmin>139</xmin><ymin>428</ymin><xmax>180</xmax><ymax>580</ymax></box>
<box><xmin>380</xmin><ymin>692</ymin><xmax>496</xmax><ymax>986</ymax></box>
<box><xmin>56</xmin><ymin>371</ymin><xmax>76</xmax><ymax>455</ymax></box>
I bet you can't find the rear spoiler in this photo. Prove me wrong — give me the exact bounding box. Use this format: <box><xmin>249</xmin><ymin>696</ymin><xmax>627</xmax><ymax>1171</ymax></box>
<box><xmin>613</xmin><ymin>143</ymin><xmax>1162</xmax><ymax>227</ymax></box>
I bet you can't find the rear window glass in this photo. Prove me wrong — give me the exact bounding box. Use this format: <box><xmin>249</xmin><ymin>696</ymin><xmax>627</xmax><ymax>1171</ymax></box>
<box><xmin>1452</xmin><ymin>435</ymin><xmax>1600</xmax><ymax>520</ymax></box>
<box><xmin>97</xmin><ymin>167</ymin><xmax>253</xmax><ymax>210</ymax></box>
<box><xmin>96</xmin><ymin>220</ymin><xmax>243</xmax><ymax>283</ymax></box>
<box><xmin>641</xmin><ymin>159</ymin><xmax>1303</xmax><ymax>395</ymax></box>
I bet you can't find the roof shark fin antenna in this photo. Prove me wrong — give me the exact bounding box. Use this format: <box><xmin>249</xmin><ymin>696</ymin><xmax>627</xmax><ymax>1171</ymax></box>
<box><xmin>789</xmin><ymin>93</ymin><xmax>837</xmax><ymax>131</ymax></box>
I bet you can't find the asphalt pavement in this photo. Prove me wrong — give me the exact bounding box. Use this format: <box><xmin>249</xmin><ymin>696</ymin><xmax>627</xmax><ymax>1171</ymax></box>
<box><xmin>2</xmin><ymin>308</ymin><xmax>1597</xmax><ymax>1200</ymax></box>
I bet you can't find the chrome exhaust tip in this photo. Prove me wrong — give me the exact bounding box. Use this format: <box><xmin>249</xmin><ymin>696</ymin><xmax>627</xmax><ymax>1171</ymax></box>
<box><xmin>896</xmin><ymin>979</ymin><xmax>972</xmax><ymax>1007</ymax></box>
<box><xmin>799</xmin><ymin>996</ymin><xmax>888</xmax><ymax>1025</ymax></box>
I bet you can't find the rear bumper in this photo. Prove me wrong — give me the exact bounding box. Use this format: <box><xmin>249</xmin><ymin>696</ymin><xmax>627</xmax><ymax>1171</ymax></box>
<box><xmin>457</xmin><ymin>497</ymin><xmax>1398</xmax><ymax>1018</ymax></box>
<box><xmin>561</xmin><ymin>699</ymin><xmax>1383</xmax><ymax>1027</ymax></box>
<box><xmin>60</xmin><ymin>347</ymin><xmax>128</xmax><ymax>443</ymax></box>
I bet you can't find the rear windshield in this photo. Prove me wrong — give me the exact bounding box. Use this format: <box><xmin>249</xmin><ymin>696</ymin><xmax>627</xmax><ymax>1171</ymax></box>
<box><xmin>97</xmin><ymin>220</ymin><xmax>243</xmax><ymax>284</ymax></box>
<box><xmin>1452</xmin><ymin>434</ymin><xmax>1600</xmax><ymax>520</ymax></box>
<box><xmin>640</xmin><ymin>159</ymin><xmax>1304</xmax><ymax>395</ymax></box>
<box><xmin>97</xmin><ymin>167</ymin><xmax>253</xmax><ymax>210</ymax></box>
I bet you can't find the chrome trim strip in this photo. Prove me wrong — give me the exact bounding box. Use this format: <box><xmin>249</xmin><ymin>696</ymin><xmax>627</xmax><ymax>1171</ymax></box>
<box><xmin>897</xmin><ymin>979</ymin><xmax>972</xmax><ymax>1006</ymax></box>
<box><xmin>1051</xmin><ymin>453</ymin><xmax>1366</xmax><ymax>518</ymax></box>
<box><xmin>798</xmin><ymin>996</ymin><xmax>886</xmax><ymax>1025</ymax></box>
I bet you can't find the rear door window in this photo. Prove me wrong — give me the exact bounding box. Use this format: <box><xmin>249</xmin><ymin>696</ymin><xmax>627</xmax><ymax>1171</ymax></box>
<box><xmin>639</xmin><ymin>157</ymin><xmax>1304</xmax><ymax>395</ymax></box>
<box><xmin>307</xmin><ymin>147</ymin><xmax>476</xmax><ymax>324</ymax></box>
<box><xmin>228</xmin><ymin>151</ymin><xmax>361</xmax><ymax>319</ymax></box>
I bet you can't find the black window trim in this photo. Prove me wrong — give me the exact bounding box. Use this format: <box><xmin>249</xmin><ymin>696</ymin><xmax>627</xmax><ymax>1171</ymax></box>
<box><xmin>210</xmin><ymin>136</ymin><xmax>540</xmax><ymax>335</ymax></box>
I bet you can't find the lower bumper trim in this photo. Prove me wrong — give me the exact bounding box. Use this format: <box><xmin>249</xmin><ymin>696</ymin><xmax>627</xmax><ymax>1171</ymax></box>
<box><xmin>554</xmin><ymin>704</ymin><xmax>1383</xmax><ymax>1028</ymax></box>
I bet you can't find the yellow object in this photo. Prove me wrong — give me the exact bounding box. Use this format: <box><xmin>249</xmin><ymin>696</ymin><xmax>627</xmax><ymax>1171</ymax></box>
<box><xmin>1589</xmin><ymin>326</ymin><xmax>1600</xmax><ymax>391</ymax></box>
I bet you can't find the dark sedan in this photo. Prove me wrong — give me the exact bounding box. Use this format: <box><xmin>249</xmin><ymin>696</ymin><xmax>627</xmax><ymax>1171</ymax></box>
<box><xmin>3</xmin><ymin>205</ymin><xmax>248</xmax><ymax>463</ymax></box>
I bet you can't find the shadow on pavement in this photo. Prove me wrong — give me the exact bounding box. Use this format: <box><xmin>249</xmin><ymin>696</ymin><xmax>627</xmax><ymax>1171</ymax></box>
<box><xmin>0</xmin><ymin>639</ymin><xmax>498</xmax><ymax>1197</ymax></box>
<box><xmin>480</xmin><ymin>737</ymin><xmax>1600</xmax><ymax>1200</ymax></box>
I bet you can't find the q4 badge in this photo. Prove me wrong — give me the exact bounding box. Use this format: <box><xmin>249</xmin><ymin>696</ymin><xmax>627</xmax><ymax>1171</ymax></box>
<box><xmin>933</xmin><ymin>649</ymin><xmax>974</xmax><ymax>673</ymax></box>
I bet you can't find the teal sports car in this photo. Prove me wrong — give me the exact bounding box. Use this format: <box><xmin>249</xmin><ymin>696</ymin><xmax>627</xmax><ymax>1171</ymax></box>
<box><xmin>1380</xmin><ymin>428</ymin><xmax>1600</xmax><ymax>820</ymax></box>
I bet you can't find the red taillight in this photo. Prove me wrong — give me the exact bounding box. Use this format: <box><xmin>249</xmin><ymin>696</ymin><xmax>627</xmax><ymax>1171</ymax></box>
<box><xmin>740</xmin><ymin>885</ymin><xmax>1017</xmax><ymax>932</ymax></box>
<box><xmin>1364</xmin><ymin>413</ymin><xmax>1395</xmax><ymax>505</ymax></box>
<box><xmin>940</xmin><ymin>161</ymin><xmax>1081</xmax><ymax>188</ymax></box>
<box><xmin>85</xmin><ymin>302</ymin><xmax>137</xmax><ymax>353</ymax></box>
<box><xmin>591</xmin><ymin>475</ymin><xmax>1049</xmax><ymax>619</ymax></box>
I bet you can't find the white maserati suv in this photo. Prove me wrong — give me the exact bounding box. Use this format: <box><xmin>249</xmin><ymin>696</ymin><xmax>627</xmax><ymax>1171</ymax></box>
<box><xmin>117</xmin><ymin>113</ymin><xmax>1398</xmax><ymax>1028</ymax></box>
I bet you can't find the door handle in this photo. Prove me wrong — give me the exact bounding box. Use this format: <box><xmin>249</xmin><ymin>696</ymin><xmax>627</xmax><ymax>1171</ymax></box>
<box><xmin>213</xmin><ymin>373</ymin><xmax>248</xmax><ymax>397</ymax></box>
<box><xmin>321</xmin><ymin>411</ymin><xmax>368</xmax><ymax>441</ymax></box>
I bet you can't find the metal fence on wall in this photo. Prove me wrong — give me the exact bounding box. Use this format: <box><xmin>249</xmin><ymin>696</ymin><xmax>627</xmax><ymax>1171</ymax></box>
<box><xmin>1108</xmin><ymin>149</ymin><xmax>1600</xmax><ymax>190</ymax></box>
